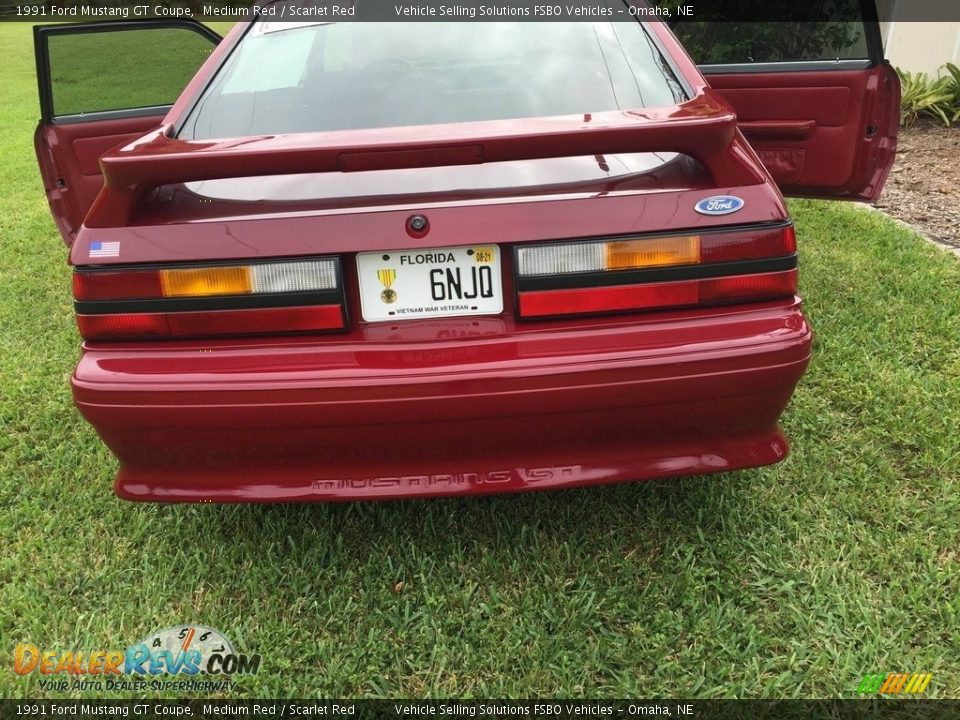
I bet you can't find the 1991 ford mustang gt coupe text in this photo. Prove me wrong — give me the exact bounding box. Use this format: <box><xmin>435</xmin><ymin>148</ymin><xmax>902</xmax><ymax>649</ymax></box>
<box><xmin>33</xmin><ymin>5</ymin><xmax>899</xmax><ymax>501</ymax></box>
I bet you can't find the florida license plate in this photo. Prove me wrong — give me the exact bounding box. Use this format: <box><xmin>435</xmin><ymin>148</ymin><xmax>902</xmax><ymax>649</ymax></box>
<box><xmin>356</xmin><ymin>245</ymin><xmax>503</xmax><ymax>322</ymax></box>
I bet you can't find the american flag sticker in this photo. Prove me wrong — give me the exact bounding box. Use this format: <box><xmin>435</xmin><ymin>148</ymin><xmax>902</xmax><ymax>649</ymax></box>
<box><xmin>89</xmin><ymin>241</ymin><xmax>120</xmax><ymax>258</ymax></box>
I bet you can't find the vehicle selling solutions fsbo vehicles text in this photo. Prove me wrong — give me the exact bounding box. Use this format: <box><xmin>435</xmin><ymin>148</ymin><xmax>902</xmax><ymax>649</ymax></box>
<box><xmin>392</xmin><ymin>3</ymin><xmax>680</xmax><ymax>17</ymax></box>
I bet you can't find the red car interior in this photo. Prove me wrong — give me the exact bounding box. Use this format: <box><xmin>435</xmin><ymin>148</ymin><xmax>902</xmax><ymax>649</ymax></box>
<box><xmin>709</xmin><ymin>65</ymin><xmax>900</xmax><ymax>200</ymax></box>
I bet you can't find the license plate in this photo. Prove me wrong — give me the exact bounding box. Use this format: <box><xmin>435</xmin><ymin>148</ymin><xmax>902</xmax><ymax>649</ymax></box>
<box><xmin>356</xmin><ymin>245</ymin><xmax>503</xmax><ymax>322</ymax></box>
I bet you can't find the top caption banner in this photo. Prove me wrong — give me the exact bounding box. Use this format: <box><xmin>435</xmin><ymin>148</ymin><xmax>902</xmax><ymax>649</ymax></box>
<box><xmin>3</xmin><ymin>0</ymin><xmax>960</xmax><ymax>22</ymax></box>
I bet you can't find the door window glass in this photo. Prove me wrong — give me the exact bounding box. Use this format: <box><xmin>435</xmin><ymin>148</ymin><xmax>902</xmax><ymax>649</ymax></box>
<box><xmin>47</xmin><ymin>26</ymin><xmax>216</xmax><ymax>117</ymax></box>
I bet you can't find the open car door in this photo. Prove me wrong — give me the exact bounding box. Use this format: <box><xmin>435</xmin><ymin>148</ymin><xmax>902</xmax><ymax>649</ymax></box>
<box><xmin>34</xmin><ymin>20</ymin><xmax>221</xmax><ymax>245</ymax></box>
<box><xmin>668</xmin><ymin>1</ymin><xmax>900</xmax><ymax>201</ymax></box>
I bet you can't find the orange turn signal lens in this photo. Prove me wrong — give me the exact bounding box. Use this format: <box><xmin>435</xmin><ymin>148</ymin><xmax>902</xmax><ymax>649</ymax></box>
<box><xmin>518</xmin><ymin>235</ymin><xmax>703</xmax><ymax>276</ymax></box>
<box><xmin>160</xmin><ymin>266</ymin><xmax>253</xmax><ymax>298</ymax></box>
<box><xmin>604</xmin><ymin>236</ymin><xmax>700</xmax><ymax>270</ymax></box>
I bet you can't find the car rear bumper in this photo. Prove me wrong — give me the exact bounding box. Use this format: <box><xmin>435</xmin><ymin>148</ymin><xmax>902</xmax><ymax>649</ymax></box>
<box><xmin>72</xmin><ymin>299</ymin><xmax>812</xmax><ymax>503</ymax></box>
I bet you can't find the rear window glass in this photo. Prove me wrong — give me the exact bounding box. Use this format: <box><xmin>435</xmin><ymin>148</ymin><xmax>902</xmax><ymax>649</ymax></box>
<box><xmin>179</xmin><ymin>21</ymin><xmax>687</xmax><ymax>140</ymax></box>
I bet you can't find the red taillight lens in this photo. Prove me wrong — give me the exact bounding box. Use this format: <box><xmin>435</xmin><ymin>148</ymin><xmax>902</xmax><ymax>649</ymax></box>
<box><xmin>700</xmin><ymin>269</ymin><xmax>798</xmax><ymax>305</ymax></box>
<box><xmin>701</xmin><ymin>224</ymin><xmax>796</xmax><ymax>263</ymax></box>
<box><xmin>519</xmin><ymin>281</ymin><xmax>699</xmax><ymax>318</ymax></box>
<box><xmin>74</xmin><ymin>257</ymin><xmax>345</xmax><ymax>340</ymax></box>
<box><xmin>516</xmin><ymin>223</ymin><xmax>797</xmax><ymax>320</ymax></box>
<box><xmin>73</xmin><ymin>270</ymin><xmax>162</xmax><ymax>301</ymax></box>
<box><xmin>519</xmin><ymin>271</ymin><xmax>797</xmax><ymax>319</ymax></box>
<box><xmin>77</xmin><ymin>306</ymin><xmax>345</xmax><ymax>341</ymax></box>
<box><xmin>76</xmin><ymin>312</ymin><xmax>169</xmax><ymax>339</ymax></box>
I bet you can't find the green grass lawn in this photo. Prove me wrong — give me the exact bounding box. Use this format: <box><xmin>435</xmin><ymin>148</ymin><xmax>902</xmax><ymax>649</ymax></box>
<box><xmin>1</xmin><ymin>24</ymin><xmax>959</xmax><ymax>700</ymax></box>
<box><xmin>48</xmin><ymin>26</ymin><xmax>219</xmax><ymax>116</ymax></box>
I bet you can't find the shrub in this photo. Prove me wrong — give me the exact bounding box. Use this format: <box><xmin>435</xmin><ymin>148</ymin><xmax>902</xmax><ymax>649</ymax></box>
<box><xmin>898</xmin><ymin>65</ymin><xmax>960</xmax><ymax>127</ymax></box>
<box><xmin>944</xmin><ymin>63</ymin><xmax>960</xmax><ymax>125</ymax></box>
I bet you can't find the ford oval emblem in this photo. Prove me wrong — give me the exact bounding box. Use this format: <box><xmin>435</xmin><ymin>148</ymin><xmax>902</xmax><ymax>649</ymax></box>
<box><xmin>695</xmin><ymin>195</ymin><xmax>745</xmax><ymax>216</ymax></box>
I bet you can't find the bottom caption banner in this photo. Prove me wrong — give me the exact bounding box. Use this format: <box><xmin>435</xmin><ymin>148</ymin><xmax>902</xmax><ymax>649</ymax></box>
<box><xmin>1</xmin><ymin>701</ymin><xmax>955</xmax><ymax>720</ymax></box>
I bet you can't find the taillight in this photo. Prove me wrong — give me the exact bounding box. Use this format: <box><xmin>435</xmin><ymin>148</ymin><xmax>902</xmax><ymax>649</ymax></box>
<box><xmin>73</xmin><ymin>257</ymin><xmax>346</xmax><ymax>340</ymax></box>
<box><xmin>73</xmin><ymin>258</ymin><xmax>340</xmax><ymax>301</ymax></box>
<box><xmin>515</xmin><ymin>223</ymin><xmax>797</xmax><ymax>319</ymax></box>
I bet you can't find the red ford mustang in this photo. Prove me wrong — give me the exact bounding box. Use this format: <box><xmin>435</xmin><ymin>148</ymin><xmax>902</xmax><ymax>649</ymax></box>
<box><xmin>33</xmin><ymin>6</ymin><xmax>899</xmax><ymax>502</ymax></box>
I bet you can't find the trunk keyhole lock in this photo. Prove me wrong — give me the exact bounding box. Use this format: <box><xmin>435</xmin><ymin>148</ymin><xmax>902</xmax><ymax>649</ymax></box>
<box><xmin>406</xmin><ymin>214</ymin><xmax>429</xmax><ymax>238</ymax></box>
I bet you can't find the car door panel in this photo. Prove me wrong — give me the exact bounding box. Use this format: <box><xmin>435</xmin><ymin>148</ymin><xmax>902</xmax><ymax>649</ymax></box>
<box><xmin>736</xmin><ymin>120</ymin><xmax>817</xmax><ymax>141</ymax></box>
<box><xmin>35</xmin><ymin>115</ymin><xmax>166</xmax><ymax>244</ymax></box>
<box><xmin>33</xmin><ymin>21</ymin><xmax>221</xmax><ymax>245</ymax></box>
<box><xmin>708</xmin><ymin>66</ymin><xmax>897</xmax><ymax>199</ymax></box>
<box><xmin>667</xmin><ymin>0</ymin><xmax>900</xmax><ymax>201</ymax></box>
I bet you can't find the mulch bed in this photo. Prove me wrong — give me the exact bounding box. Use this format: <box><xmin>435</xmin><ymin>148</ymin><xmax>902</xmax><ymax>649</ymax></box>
<box><xmin>877</xmin><ymin>120</ymin><xmax>960</xmax><ymax>249</ymax></box>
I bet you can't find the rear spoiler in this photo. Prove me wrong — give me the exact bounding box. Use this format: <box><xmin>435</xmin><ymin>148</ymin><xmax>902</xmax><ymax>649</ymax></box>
<box><xmin>90</xmin><ymin>90</ymin><xmax>764</xmax><ymax>228</ymax></box>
